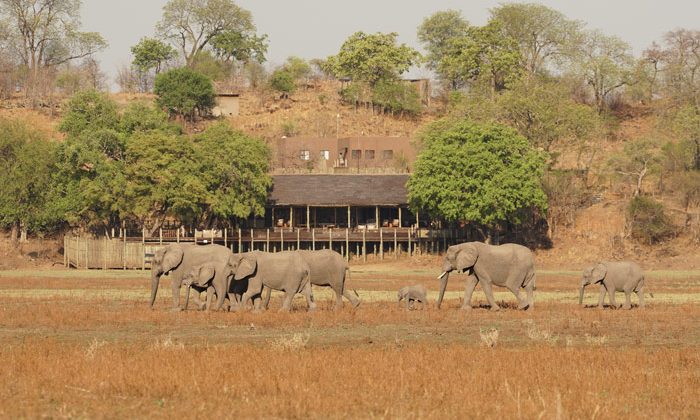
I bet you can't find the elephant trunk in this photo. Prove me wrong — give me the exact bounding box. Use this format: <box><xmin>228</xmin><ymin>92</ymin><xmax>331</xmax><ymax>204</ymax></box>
<box><xmin>150</xmin><ymin>270</ymin><xmax>162</xmax><ymax>308</ymax></box>
<box><xmin>436</xmin><ymin>272</ymin><xmax>450</xmax><ymax>309</ymax></box>
<box><xmin>184</xmin><ymin>286</ymin><xmax>191</xmax><ymax>310</ymax></box>
<box><xmin>579</xmin><ymin>281</ymin><xmax>586</xmax><ymax>305</ymax></box>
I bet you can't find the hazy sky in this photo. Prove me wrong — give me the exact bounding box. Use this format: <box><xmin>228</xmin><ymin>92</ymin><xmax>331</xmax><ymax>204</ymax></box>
<box><xmin>80</xmin><ymin>0</ymin><xmax>697</xmax><ymax>89</ymax></box>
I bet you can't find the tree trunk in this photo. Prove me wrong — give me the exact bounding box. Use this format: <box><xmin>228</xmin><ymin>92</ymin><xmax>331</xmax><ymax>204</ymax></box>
<box><xmin>10</xmin><ymin>221</ymin><xmax>19</xmax><ymax>247</ymax></box>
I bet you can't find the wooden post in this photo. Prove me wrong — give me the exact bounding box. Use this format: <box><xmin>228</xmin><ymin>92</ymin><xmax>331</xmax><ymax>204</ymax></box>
<box><xmin>176</xmin><ymin>228</ymin><xmax>180</xmax><ymax>243</ymax></box>
<box><xmin>224</xmin><ymin>228</ymin><xmax>228</xmax><ymax>248</ymax></box>
<box><xmin>63</xmin><ymin>235</ymin><xmax>67</xmax><ymax>267</ymax></box>
<box><xmin>379</xmin><ymin>228</ymin><xmax>384</xmax><ymax>260</ymax></box>
<box><xmin>211</xmin><ymin>229</ymin><xmax>215</xmax><ymax>245</ymax></box>
<box><xmin>394</xmin><ymin>228</ymin><xmax>398</xmax><ymax>259</ymax></box>
<box><xmin>250</xmin><ymin>229</ymin><xmax>254</xmax><ymax>251</ymax></box>
<box><xmin>290</xmin><ymin>206</ymin><xmax>294</xmax><ymax>229</ymax></box>
<box><xmin>347</xmin><ymin>206</ymin><xmax>351</xmax><ymax>228</ymax></box>
<box><xmin>122</xmin><ymin>231</ymin><xmax>127</xmax><ymax>270</ymax></box>
<box><xmin>297</xmin><ymin>228</ymin><xmax>300</xmax><ymax>250</ymax></box>
<box><xmin>306</xmin><ymin>205</ymin><xmax>310</xmax><ymax>230</ymax></box>
<box><xmin>280</xmin><ymin>228</ymin><xmax>284</xmax><ymax>252</ymax></box>
<box><xmin>329</xmin><ymin>228</ymin><xmax>333</xmax><ymax>251</ymax></box>
<box><xmin>194</xmin><ymin>228</ymin><xmax>197</xmax><ymax>245</ymax></box>
<box><xmin>159</xmin><ymin>228</ymin><xmax>162</xmax><ymax>245</ymax></box>
<box><xmin>312</xmin><ymin>228</ymin><xmax>316</xmax><ymax>251</ymax></box>
<box><xmin>398</xmin><ymin>207</ymin><xmax>402</xmax><ymax>228</ymax></box>
<box><xmin>356</xmin><ymin>244</ymin><xmax>359</xmax><ymax>261</ymax></box>
<box><xmin>238</xmin><ymin>228</ymin><xmax>242</xmax><ymax>253</ymax></box>
<box><xmin>362</xmin><ymin>228</ymin><xmax>366</xmax><ymax>262</ymax></box>
<box><xmin>103</xmin><ymin>236</ymin><xmax>108</xmax><ymax>270</ymax></box>
<box><xmin>266</xmin><ymin>229</ymin><xmax>270</xmax><ymax>252</ymax></box>
<box><xmin>272</xmin><ymin>207</ymin><xmax>275</xmax><ymax>230</ymax></box>
<box><xmin>375</xmin><ymin>206</ymin><xmax>380</xmax><ymax>229</ymax></box>
<box><xmin>345</xmin><ymin>228</ymin><xmax>350</xmax><ymax>262</ymax></box>
<box><xmin>416</xmin><ymin>210</ymin><xmax>419</xmax><ymax>229</ymax></box>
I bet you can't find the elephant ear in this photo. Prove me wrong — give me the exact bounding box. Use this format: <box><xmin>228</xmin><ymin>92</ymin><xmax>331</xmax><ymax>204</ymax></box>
<box><xmin>162</xmin><ymin>246</ymin><xmax>184</xmax><ymax>273</ymax></box>
<box><xmin>591</xmin><ymin>263</ymin><xmax>607</xmax><ymax>282</ymax></box>
<box><xmin>235</xmin><ymin>255</ymin><xmax>257</xmax><ymax>280</ymax></box>
<box><xmin>455</xmin><ymin>245</ymin><xmax>478</xmax><ymax>272</ymax></box>
<box><xmin>195</xmin><ymin>265</ymin><xmax>216</xmax><ymax>286</ymax></box>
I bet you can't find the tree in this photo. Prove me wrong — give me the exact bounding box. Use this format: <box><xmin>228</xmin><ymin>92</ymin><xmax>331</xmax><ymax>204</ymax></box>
<box><xmin>627</xmin><ymin>196</ymin><xmax>675</xmax><ymax>244</ymax></box>
<box><xmin>210</xmin><ymin>30</ymin><xmax>267</xmax><ymax>64</ymax></box>
<box><xmin>489</xmin><ymin>3</ymin><xmax>581</xmax><ymax>75</ymax></box>
<box><xmin>194</xmin><ymin>122</ymin><xmax>271</xmax><ymax>225</ymax></box>
<box><xmin>131</xmin><ymin>37</ymin><xmax>176</xmax><ymax>91</ymax></box>
<box><xmin>0</xmin><ymin>0</ymin><xmax>107</xmax><ymax>95</ymax></box>
<box><xmin>608</xmin><ymin>138</ymin><xmax>661</xmax><ymax>197</ymax></box>
<box><xmin>325</xmin><ymin>31</ymin><xmax>420</xmax><ymax>86</ymax></box>
<box><xmin>371</xmin><ymin>79</ymin><xmax>421</xmax><ymax>116</ymax></box>
<box><xmin>438</xmin><ymin>23</ymin><xmax>522</xmax><ymax>95</ymax></box>
<box><xmin>570</xmin><ymin>30</ymin><xmax>634</xmax><ymax>112</ymax></box>
<box><xmin>417</xmin><ymin>10</ymin><xmax>470</xmax><ymax>89</ymax></box>
<box><xmin>407</xmin><ymin>120</ymin><xmax>548</xmax><ymax>237</ymax></box>
<box><xmin>156</xmin><ymin>0</ymin><xmax>261</xmax><ymax>67</ymax></box>
<box><xmin>0</xmin><ymin>118</ymin><xmax>58</xmax><ymax>244</ymax></box>
<box><xmin>283</xmin><ymin>56</ymin><xmax>312</xmax><ymax>82</ymax></box>
<box><xmin>657</xmin><ymin>29</ymin><xmax>700</xmax><ymax>105</ymax></box>
<box><xmin>154</xmin><ymin>67</ymin><xmax>215</xmax><ymax>121</ymax></box>
<box><xmin>59</xmin><ymin>90</ymin><xmax>119</xmax><ymax>137</ymax></box>
<box><xmin>269</xmin><ymin>69</ymin><xmax>295</xmax><ymax>97</ymax></box>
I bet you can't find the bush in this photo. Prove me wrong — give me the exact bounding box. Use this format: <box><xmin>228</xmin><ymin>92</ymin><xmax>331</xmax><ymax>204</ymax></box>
<box><xmin>372</xmin><ymin>79</ymin><xmax>422</xmax><ymax>116</ymax></box>
<box><xmin>627</xmin><ymin>196</ymin><xmax>676</xmax><ymax>244</ymax></box>
<box><xmin>269</xmin><ymin>69</ymin><xmax>295</xmax><ymax>97</ymax></box>
<box><xmin>154</xmin><ymin>68</ymin><xmax>215</xmax><ymax>121</ymax></box>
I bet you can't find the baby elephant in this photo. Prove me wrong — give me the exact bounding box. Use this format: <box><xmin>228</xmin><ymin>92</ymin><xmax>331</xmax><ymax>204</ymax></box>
<box><xmin>181</xmin><ymin>264</ymin><xmax>217</xmax><ymax>311</ymax></box>
<box><xmin>397</xmin><ymin>284</ymin><xmax>429</xmax><ymax>310</ymax></box>
<box><xmin>579</xmin><ymin>261</ymin><xmax>647</xmax><ymax>310</ymax></box>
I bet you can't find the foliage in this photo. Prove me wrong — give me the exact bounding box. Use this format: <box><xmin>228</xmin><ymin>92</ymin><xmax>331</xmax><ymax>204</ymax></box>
<box><xmin>489</xmin><ymin>3</ymin><xmax>581</xmax><ymax>75</ymax></box>
<box><xmin>194</xmin><ymin>123</ymin><xmax>271</xmax><ymax>221</ymax></box>
<box><xmin>417</xmin><ymin>10</ymin><xmax>470</xmax><ymax>89</ymax></box>
<box><xmin>154</xmin><ymin>68</ymin><xmax>216</xmax><ymax>121</ymax></box>
<box><xmin>627</xmin><ymin>196</ymin><xmax>676</xmax><ymax>244</ymax></box>
<box><xmin>408</xmin><ymin>119</ymin><xmax>548</xmax><ymax>229</ymax></box>
<box><xmin>157</xmin><ymin>0</ymin><xmax>261</xmax><ymax>66</ymax></box>
<box><xmin>542</xmin><ymin>169</ymin><xmax>591</xmax><ymax>238</ymax></box>
<box><xmin>119</xmin><ymin>102</ymin><xmax>181</xmax><ymax>135</ymax></box>
<box><xmin>283</xmin><ymin>56</ymin><xmax>312</xmax><ymax>81</ymax></box>
<box><xmin>371</xmin><ymin>79</ymin><xmax>422</xmax><ymax>116</ymax></box>
<box><xmin>190</xmin><ymin>51</ymin><xmax>227</xmax><ymax>81</ymax></box>
<box><xmin>608</xmin><ymin>138</ymin><xmax>661</xmax><ymax>197</ymax></box>
<box><xmin>131</xmin><ymin>38</ymin><xmax>176</xmax><ymax>74</ymax></box>
<box><xmin>210</xmin><ymin>30</ymin><xmax>268</xmax><ymax>63</ymax></box>
<box><xmin>269</xmin><ymin>69</ymin><xmax>296</xmax><ymax>96</ymax></box>
<box><xmin>325</xmin><ymin>31</ymin><xmax>420</xmax><ymax>86</ymax></box>
<box><xmin>0</xmin><ymin>118</ymin><xmax>59</xmax><ymax>236</ymax></box>
<box><xmin>59</xmin><ymin>90</ymin><xmax>119</xmax><ymax>137</ymax></box>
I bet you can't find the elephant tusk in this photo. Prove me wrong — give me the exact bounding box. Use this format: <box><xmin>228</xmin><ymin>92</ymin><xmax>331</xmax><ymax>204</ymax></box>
<box><xmin>437</xmin><ymin>271</ymin><xmax>448</xmax><ymax>280</ymax></box>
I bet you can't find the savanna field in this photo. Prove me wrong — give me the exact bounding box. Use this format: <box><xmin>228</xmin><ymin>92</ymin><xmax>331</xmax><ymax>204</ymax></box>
<box><xmin>0</xmin><ymin>262</ymin><xmax>698</xmax><ymax>419</ymax></box>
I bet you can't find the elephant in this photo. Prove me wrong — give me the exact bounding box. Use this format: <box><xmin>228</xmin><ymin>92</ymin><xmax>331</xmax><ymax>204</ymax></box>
<box><xmin>436</xmin><ymin>242</ymin><xmax>536</xmax><ymax>311</ymax></box>
<box><xmin>226</xmin><ymin>251</ymin><xmax>314</xmax><ymax>312</ymax></box>
<box><xmin>181</xmin><ymin>264</ymin><xmax>217</xmax><ymax>311</ymax></box>
<box><xmin>149</xmin><ymin>243</ymin><xmax>233</xmax><ymax>311</ymax></box>
<box><xmin>397</xmin><ymin>284</ymin><xmax>428</xmax><ymax>310</ymax></box>
<box><xmin>579</xmin><ymin>261</ymin><xmax>647</xmax><ymax>309</ymax></box>
<box><xmin>261</xmin><ymin>249</ymin><xmax>360</xmax><ymax>310</ymax></box>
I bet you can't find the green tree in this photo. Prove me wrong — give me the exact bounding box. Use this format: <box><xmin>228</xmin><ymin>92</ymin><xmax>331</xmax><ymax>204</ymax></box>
<box><xmin>326</xmin><ymin>31</ymin><xmax>420</xmax><ymax>86</ymax></box>
<box><xmin>283</xmin><ymin>56</ymin><xmax>312</xmax><ymax>82</ymax></box>
<box><xmin>59</xmin><ymin>90</ymin><xmax>119</xmax><ymax>137</ymax></box>
<box><xmin>119</xmin><ymin>101</ymin><xmax>181</xmax><ymax>135</ymax></box>
<box><xmin>194</xmin><ymin>123</ymin><xmax>271</xmax><ymax>224</ymax></box>
<box><xmin>157</xmin><ymin>0</ymin><xmax>261</xmax><ymax>67</ymax></box>
<box><xmin>154</xmin><ymin>67</ymin><xmax>215</xmax><ymax>121</ymax></box>
<box><xmin>210</xmin><ymin>30</ymin><xmax>267</xmax><ymax>64</ymax></box>
<box><xmin>627</xmin><ymin>196</ymin><xmax>675</xmax><ymax>244</ymax></box>
<box><xmin>371</xmin><ymin>79</ymin><xmax>422</xmax><ymax>116</ymax></box>
<box><xmin>408</xmin><ymin>120</ymin><xmax>548</xmax><ymax>236</ymax></box>
<box><xmin>417</xmin><ymin>10</ymin><xmax>470</xmax><ymax>89</ymax></box>
<box><xmin>489</xmin><ymin>3</ymin><xmax>581</xmax><ymax>75</ymax></box>
<box><xmin>131</xmin><ymin>37</ymin><xmax>176</xmax><ymax>91</ymax></box>
<box><xmin>0</xmin><ymin>118</ymin><xmax>58</xmax><ymax>243</ymax></box>
<box><xmin>269</xmin><ymin>69</ymin><xmax>296</xmax><ymax>97</ymax></box>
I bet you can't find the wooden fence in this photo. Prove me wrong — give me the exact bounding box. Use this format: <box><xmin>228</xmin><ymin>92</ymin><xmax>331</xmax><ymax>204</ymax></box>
<box><xmin>64</xmin><ymin>236</ymin><xmax>163</xmax><ymax>270</ymax></box>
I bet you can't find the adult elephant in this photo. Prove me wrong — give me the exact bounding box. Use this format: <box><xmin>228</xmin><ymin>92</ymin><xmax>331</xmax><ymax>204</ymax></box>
<box><xmin>149</xmin><ymin>243</ymin><xmax>233</xmax><ymax>311</ymax></box>
<box><xmin>579</xmin><ymin>261</ymin><xmax>647</xmax><ymax>309</ymax></box>
<box><xmin>227</xmin><ymin>251</ymin><xmax>314</xmax><ymax>312</ymax></box>
<box><xmin>261</xmin><ymin>249</ymin><xmax>360</xmax><ymax>310</ymax></box>
<box><xmin>436</xmin><ymin>242</ymin><xmax>536</xmax><ymax>311</ymax></box>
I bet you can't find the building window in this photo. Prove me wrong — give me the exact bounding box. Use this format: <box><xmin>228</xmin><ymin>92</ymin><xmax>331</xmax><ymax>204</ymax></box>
<box><xmin>320</xmin><ymin>150</ymin><xmax>330</xmax><ymax>160</ymax></box>
<box><xmin>351</xmin><ymin>149</ymin><xmax>362</xmax><ymax>159</ymax></box>
<box><xmin>365</xmin><ymin>150</ymin><xmax>375</xmax><ymax>159</ymax></box>
<box><xmin>300</xmin><ymin>150</ymin><xmax>310</xmax><ymax>160</ymax></box>
<box><xmin>382</xmin><ymin>150</ymin><xmax>393</xmax><ymax>160</ymax></box>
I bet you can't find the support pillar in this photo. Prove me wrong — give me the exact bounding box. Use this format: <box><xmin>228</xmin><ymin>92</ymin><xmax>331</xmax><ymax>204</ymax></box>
<box><xmin>306</xmin><ymin>205</ymin><xmax>310</xmax><ymax>230</ymax></box>
<box><xmin>398</xmin><ymin>207</ymin><xmax>402</xmax><ymax>228</ymax></box>
<box><xmin>345</xmin><ymin>228</ymin><xmax>350</xmax><ymax>262</ymax></box>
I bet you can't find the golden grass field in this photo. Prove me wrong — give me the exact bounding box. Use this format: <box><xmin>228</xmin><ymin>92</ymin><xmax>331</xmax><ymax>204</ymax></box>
<box><xmin>0</xmin><ymin>262</ymin><xmax>699</xmax><ymax>419</ymax></box>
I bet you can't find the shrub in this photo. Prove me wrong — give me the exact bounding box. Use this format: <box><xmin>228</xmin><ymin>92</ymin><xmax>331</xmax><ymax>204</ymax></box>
<box><xmin>154</xmin><ymin>68</ymin><xmax>215</xmax><ymax>121</ymax></box>
<box><xmin>269</xmin><ymin>69</ymin><xmax>296</xmax><ymax>97</ymax></box>
<box><xmin>627</xmin><ymin>196</ymin><xmax>676</xmax><ymax>244</ymax></box>
<box><xmin>372</xmin><ymin>79</ymin><xmax>422</xmax><ymax>116</ymax></box>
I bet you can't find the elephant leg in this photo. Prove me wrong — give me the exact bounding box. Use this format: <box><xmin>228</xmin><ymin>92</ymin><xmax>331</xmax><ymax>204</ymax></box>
<box><xmin>636</xmin><ymin>288</ymin><xmax>645</xmax><ymax>308</ymax></box>
<box><xmin>597</xmin><ymin>285</ymin><xmax>606</xmax><ymax>308</ymax></box>
<box><xmin>342</xmin><ymin>288</ymin><xmax>361</xmax><ymax>308</ymax></box>
<box><xmin>607</xmin><ymin>287</ymin><xmax>618</xmax><ymax>309</ymax></box>
<box><xmin>506</xmin><ymin>283</ymin><xmax>528</xmax><ymax>310</ymax></box>
<box><xmin>525</xmin><ymin>281</ymin><xmax>534</xmax><ymax>310</ymax></box>
<box><xmin>279</xmin><ymin>290</ymin><xmax>294</xmax><ymax>312</ymax></box>
<box><xmin>301</xmin><ymin>282</ymin><xmax>316</xmax><ymax>311</ymax></box>
<box><xmin>479</xmin><ymin>280</ymin><xmax>500</xmax><ymax>311</ymax></box>
<box><xmin>623</xmin><ymin>291</ymin><xmax>632</xmax><ymax>310</ymax></box>
<box><xmin>205</xmin><ymin>287</ymin><xmax>215</xmax><ymax>311</ymax></box>
<box><xmin>262</xmin><ymin>286</ymin><xmax>272</xmax><ymax>310</ymax></box>
<box><xmin>461</xmin><ymin>275</ymin><xmax>478</xmax><ymax>310</ymax></box>
<box><xmin>333</xmin><ymin>286</ymin><xmax>344</xmax><ymax>310</ymax></box>
<box><xmin>252</xmin><ymin>295</ymin><xmax>263</xmax><ymax>313</ymax></box>
<box><xmin>171</xmin><ymin>275</ymin><xmax>182</xmax><ymax>310</ymax></box>
<box><xmin>240</xmin><ymin>280</ymin><xmax>263</xmax><ymax>312</ymax></box>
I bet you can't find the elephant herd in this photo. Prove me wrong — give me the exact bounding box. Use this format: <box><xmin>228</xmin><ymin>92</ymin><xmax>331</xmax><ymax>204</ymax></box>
<box><xmin>149</xmin><ymin>241</ymin><xmax>649</xmax><ymax>312</ymax></box>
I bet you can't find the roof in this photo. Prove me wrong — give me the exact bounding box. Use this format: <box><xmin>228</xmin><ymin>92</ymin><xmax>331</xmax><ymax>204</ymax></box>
<box><xmin>269</xmin><ymin>175</ymin><xmax>410</xmax><ymax>206</ymax></box>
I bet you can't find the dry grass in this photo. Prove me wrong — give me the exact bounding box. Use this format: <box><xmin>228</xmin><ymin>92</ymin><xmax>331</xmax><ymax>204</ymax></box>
<box><xmin>0</xmin><ymin>267</ymin><xmax>699</xmax><ymax>418</ymax></box>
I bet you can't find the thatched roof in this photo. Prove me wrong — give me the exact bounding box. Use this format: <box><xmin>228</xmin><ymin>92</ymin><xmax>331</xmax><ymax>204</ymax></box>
<box><xmin>269</xmin><ymin>175</ymin><xmax>409</xmax><ymax>206</ymax></box>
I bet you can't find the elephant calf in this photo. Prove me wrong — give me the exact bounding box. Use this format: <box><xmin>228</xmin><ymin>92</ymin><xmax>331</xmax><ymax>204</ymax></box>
<box><xmin>398</xmin><ymin>284</ymin><xmax>429</xmax><ymax>310</ymax></box>
<box><xmin>181</xmin><ymin>264</ymin><xmax>217</xmax><ymax>311</ymax></box>
<box><xmin>580</xmin><ymin>261</ymin><xmax>647</xmax><ymax>309</ymax></box>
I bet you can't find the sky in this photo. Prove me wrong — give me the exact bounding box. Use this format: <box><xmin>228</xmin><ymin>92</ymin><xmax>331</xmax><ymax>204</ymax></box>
<box><xmin>79</xmin><ymin>0</ymin><xmax>699</xmax><ymax>90</ymax></box>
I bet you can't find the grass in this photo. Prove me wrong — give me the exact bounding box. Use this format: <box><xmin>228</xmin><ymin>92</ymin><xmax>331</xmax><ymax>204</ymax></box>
<box><xmin>0</xmin><ymin>266</ymin><xmax>699</xmax><ymax>418</ymax></box>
